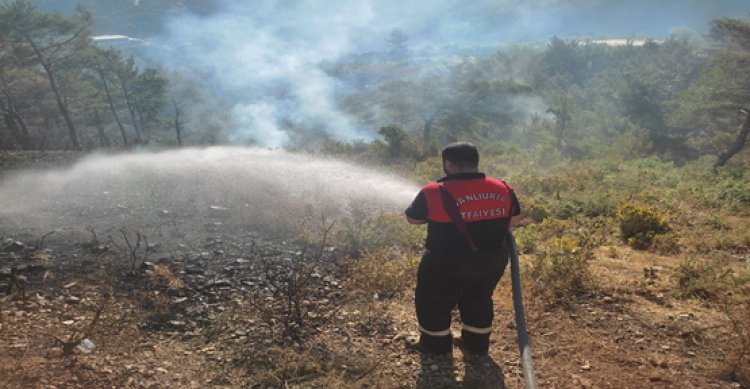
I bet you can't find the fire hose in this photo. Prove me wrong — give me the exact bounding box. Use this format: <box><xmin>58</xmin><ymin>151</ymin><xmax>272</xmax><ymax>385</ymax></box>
<box><xmin>507</xmin><ymin>230</ymin><xmax>538</xmax><ymax>388</ymax></box>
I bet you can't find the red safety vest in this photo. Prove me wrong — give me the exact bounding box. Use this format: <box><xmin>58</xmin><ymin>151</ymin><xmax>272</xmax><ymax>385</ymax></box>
<box><xmin>422</xmin><ymin>178</ymin><xmax>513</xmax><ymax>223</ymax></box>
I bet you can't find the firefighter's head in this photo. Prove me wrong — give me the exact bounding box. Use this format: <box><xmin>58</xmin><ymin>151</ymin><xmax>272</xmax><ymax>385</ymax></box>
<box><xmin>441</xmin><ymin>142</ymin><xmax>479</xmax><ymax>175</ymax></box>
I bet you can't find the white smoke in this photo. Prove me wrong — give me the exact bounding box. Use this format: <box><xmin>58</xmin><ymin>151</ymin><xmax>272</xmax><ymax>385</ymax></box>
<box><xmin>147</xmin><ymin>0</ymin><xmax>748</xmax><ymax>146</ymax></box>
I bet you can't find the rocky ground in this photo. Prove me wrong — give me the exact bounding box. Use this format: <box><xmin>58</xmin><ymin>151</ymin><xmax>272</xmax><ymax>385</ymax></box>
<box><xmin>0</xmin><ymin>151</ymin><xmax>747</xmax><ymax>388</ymax></box>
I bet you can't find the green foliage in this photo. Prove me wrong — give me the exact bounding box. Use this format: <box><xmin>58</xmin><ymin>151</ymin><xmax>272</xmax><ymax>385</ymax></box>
<box><xmin>524</xmin><ymin>217</ymin><xmax>608</xmax><ymax>303</ymax></box>
<box><xmin>616</xmin><ymin>203</ymin><xmax>673</xmax><ymax>251</ymax></box>
<box><xmin>337</xmin><ymin>206</ymin><xmax>424</xmax><ymax>258</ymax></box>
<box><xmin>412</xmin><ymin>157</ymin><xmax>443</xmax><ymax>183</ymax></box>
<box><xmin>0</xmin><ymin>1</ymin><xmax>171</xmax><ymax>150</ymax></box>
<box><xmin>651</xmin><ymin>232</ymin><xmax>680</xmax><ymax>255</ymax></box>
<box><xmin>527</xmin><ymin>236</ymin><xmax>591</xmax><ymax>302</ymax></box>
<box><xmin>377</xmin><ymin>125</ymin><xmax>421</xmax><ymax>161</ymax></box>
<box><xmin>521</xmin><ymin>198</ymin><xmax>550</xmax><ymax>222</ymax></box>
<box><xmin>709</xmin><ymin>179</ymin><xmax>750</xmax><ymax>212</ymax></box>
<box><xmin>514</xmin><ymin>225</ymin><xmax>541</xmax><ymax>254</ymax></box>
<box><xmin>687</xmin><ymin>168</ymin><xmax>750</xmax><ymax>212</ymax></box>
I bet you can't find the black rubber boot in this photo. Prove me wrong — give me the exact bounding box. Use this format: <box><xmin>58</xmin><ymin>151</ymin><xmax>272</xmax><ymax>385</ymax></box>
<box><xmin>459</xmin><ymin>330</ymin><xmax>490</xmax><ymax>356</ymax></box>
<box><xmin>407</xmin><ymin>332</ymin><xmax>453</xmax><ymax>354</ymax></box>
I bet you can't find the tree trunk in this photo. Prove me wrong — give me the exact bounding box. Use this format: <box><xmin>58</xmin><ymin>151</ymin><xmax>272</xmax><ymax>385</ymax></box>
<box><xmin>11</xmin><ymin>109</ymin><xmax>31</xmax><ymax>142</ymax></box>
<box><xmin>135</xmin><ymin>104</ymin><xmax>147</xmax><ymax>138</ymax></box>
<box><xmin>18</xmin><ymin>29</ymin><xmax>83</xmax><ymax>150</ymax></box>
<box><xmin>3</xmin><ymin>113</ymin><xmax>24</xmax><ymax>149</ymax></box>
<box><xmin>94</xmin><ymin>109</ymin><xmax>110</xmax><ymax>148</ymax></box>
<box><xmin>96</xmin><ymin>62</ymin><xmax>128</xmax><ymax>146</ymax></box>
<box><xmin>43</xmin><ymin>63</ymin><xmax>79</xmax><ymax>149</ymax></box>
<box><xmin>39</xmin><ymin>60</ymin><xmax>79</xmax><ymax>150</ymax></box>
<box><xmin>422</xmin><ymin>114</ymin><xmax>437</xmax><ymax>145</ymax></box>
<box><xmin>9</xmin><ymin>111</ymin><xmax>34</xmax><ymax>149</ymax></box>
<box><xmin>2</xmin><ymin>106</ymin><xmax>32</xmax><ymax>149</ymax></box>
<box><xmin>173</xmin><ymin>99</ymin><xmax>182</xmax><ymax>146</ymax></box>
<box><xmin>121</xmin><ymin>81</ymin><xmax>141</xmax><ymax>141</ymax></box>
<box><xmin>715</xmin><ymin>110</ymin><xmax>750</xmax><ymax>168</ymax></box>
<box><xmin>2</xmin><ymin>88</ymin><xmax>33</xmax><ymax>149</ymax></box>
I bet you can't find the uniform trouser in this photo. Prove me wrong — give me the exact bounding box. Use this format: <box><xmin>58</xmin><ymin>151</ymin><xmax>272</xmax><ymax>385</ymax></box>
<box><xmin>415</xmin><ymin>247</ymin><xmax>508</xmax><ymax>355</ymax></box>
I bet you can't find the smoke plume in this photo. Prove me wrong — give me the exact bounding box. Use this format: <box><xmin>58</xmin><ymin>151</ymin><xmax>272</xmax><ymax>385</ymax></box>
<box><xmin>144</xmin><ymin>0</ymin><xmax>748</xmax><ymax>146</ymax></box>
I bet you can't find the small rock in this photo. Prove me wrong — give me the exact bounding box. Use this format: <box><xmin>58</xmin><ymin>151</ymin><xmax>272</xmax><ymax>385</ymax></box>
<box><xmin>5</xmin><ymin>240</ymin><xmax>26</xmax><ymax>252</ymax></box>
<box><xmin>76</xmin><ymin>339</ymin><xmax>95</xmax><ymax>354</ymax></box>
<box><xmin>580</xmin><ymin>364</ymin><xmax>591</xmax><ymax>371</ymax></box>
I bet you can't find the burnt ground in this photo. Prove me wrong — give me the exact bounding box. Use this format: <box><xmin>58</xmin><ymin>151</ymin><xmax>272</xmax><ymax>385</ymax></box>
<box><xmin>0</xmin><ymin>151</ymin><xmax>747</xmax><ymax>388</ymax></box>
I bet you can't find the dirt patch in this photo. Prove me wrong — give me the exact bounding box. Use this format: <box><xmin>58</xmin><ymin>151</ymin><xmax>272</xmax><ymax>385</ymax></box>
<box><xmin>0</xmin><ymin>152</ymin><xmax>747</xmax><ymax>388</ymax></box>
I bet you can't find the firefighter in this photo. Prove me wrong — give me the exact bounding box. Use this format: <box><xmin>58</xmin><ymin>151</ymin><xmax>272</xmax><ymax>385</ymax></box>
<box><xmin>405</xmin><ymin>142</ymin><xmax>521</xmax><ymax>355</ymax></box>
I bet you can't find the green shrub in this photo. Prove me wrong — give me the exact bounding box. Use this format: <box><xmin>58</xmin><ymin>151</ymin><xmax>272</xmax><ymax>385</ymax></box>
<box><xmin>528</xmin><ymin>236</ymin><xmax>591</xmax><ymax>302</ymax></box>
<box><xmin>522</xmin><ymin>198</ymin><xmax>550</xmax><ymax>222</ymax></box>
<box><xmin>672</xmin><ymin>259</ymin><xmax>735</xmax><ymax>300</ymax></box>
<box><xmin>515</xmin><ymin>225</ymin><xmax>541</xmax><ymax>254</ymax></box>
<box><xmin>337</xmin><ymin>207</ymin><xmax>425</xmax><ymax>258</ymax></box>
<box><xmin>346</xmin><ymin>248</ymin><xmax>417</xmax><ymax>298</ymax></box>
<box><xmin>687</xmin><ymin>170</ymin><xmax>750</xmax><ymax>213</ymax></box>
<box><xmin>651</xmin><ymin>232</ymin><xmax>680</xmax><ymax>255</ymax></box>
<box><xmin>549</xmin><ymin>198</ymin><xmax>582</xmax><ymax>219</ymax></box>
<box><xmin>715</xmin><ymin>180</ymin><xmax>750</xmax><ymax>212</ymax></box>
<box><xmin>616</xmin><ymin>203</ymin><xmax>673</xmax><ymax>251</ymax></box>
<box><xmin>536</xmin><ymin>218</ymin><xmax>574</xmax><ymax>239</ymax></box>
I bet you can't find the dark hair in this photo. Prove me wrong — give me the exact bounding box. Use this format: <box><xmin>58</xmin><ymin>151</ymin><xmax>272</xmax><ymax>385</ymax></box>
<box><xmin>441</xmin><ymin>142</ymin><xmax>479</xmax><ymax>168</ymax></box>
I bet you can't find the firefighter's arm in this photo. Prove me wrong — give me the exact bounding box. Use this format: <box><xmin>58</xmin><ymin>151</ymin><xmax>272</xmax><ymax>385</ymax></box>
<box><xmin>405</xmin><ymin>191</ymin><xmax>428</xmax><ymax>225</ymax></box>
<box><xmin>509</xmin><ymin>190</ymin><xmax>522</xmax><ymax>227</ymax></box>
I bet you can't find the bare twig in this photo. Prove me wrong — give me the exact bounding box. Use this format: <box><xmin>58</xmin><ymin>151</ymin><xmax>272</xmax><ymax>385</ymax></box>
<box><xmin>108</xmin><ymin>230</ymin><xmax>150</xmax><ymax>272</ymax></box>
<box><xmin>35</xmin><ymin>231</ymin><xmax>56</xmax><ymax>250</ymax></box>
<box><xmin>54</xmin><ymin>294</ymin><xmax>108</xmax><ymax>355</ymax></box>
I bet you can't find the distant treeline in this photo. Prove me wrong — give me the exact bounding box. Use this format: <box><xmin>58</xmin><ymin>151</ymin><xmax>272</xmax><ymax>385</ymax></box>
<box><xmin>332</xmin><ymin>19</ymin><xmax>750</xmax><ymax>167</ymax></box>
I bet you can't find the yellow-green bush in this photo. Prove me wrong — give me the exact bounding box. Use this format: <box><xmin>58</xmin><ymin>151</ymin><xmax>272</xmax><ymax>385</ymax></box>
<box><xmin>346</xmin><ymin>248</ymin><xmax>417</xmax><ymax>299</ymax></box>
<box><xmin>616</xmin><ymin>203</ymin><xmax>673</xmax><ymax>251</ymax></box>
<box><xmin>521</xmin><ymin>198</ymin><xmax>551</xmax><ymax>222</ymax></box>
<box><xmin>515</xmin><ymin>225</ymin><xmax>541</xmax><ymax>254</ymax></box>
<box><xmin>527</xmin><ymin>236</ymin><xmax>591</xmax><ymax>302</ymax></box>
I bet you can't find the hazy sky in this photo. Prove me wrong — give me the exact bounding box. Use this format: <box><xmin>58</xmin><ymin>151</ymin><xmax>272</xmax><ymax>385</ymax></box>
<box><xmin>402</xmin><ymin>0</ymin><xmax>750</xmax><ymax>45</ymax></box>
<box><xmin>172</xmin><ymin>0</ymin><xmax>750</xmax><ymax>50</ymax></box>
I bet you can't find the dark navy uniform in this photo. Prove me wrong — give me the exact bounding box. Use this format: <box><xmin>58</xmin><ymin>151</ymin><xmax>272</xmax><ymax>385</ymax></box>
<box><xmin>406</xmin><ymin>172</ymin><xmax>520</xmax><ymax>354</ymax></box>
